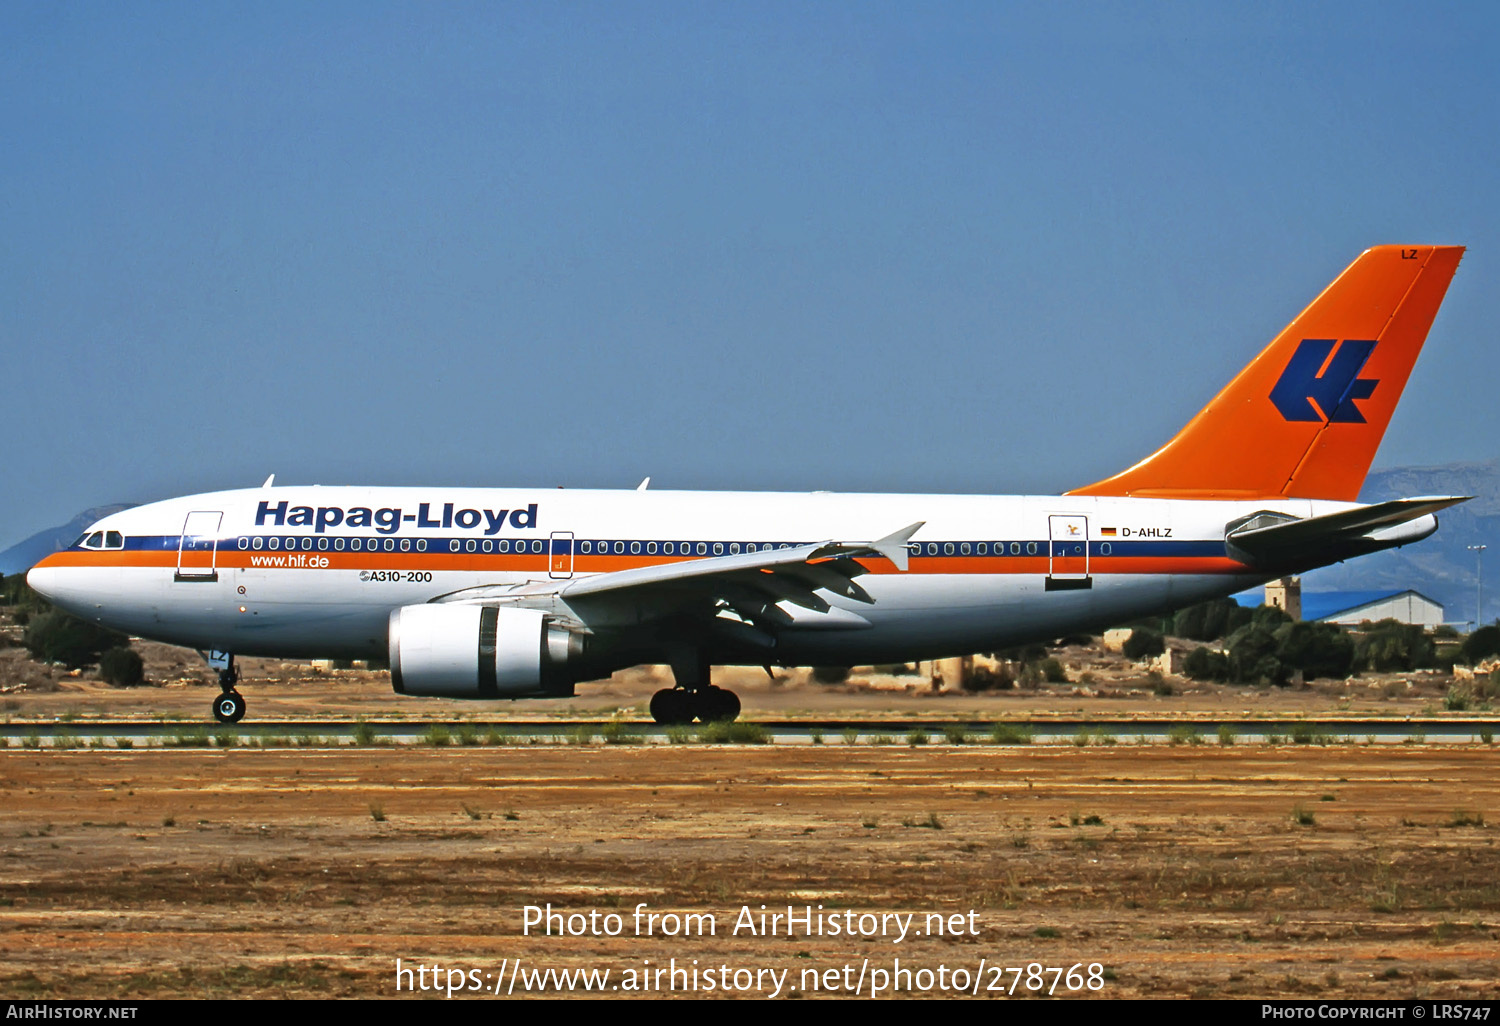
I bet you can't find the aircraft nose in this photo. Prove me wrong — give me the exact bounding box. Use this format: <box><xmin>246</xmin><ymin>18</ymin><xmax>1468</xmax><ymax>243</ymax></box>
<box><xmin>25</xmin><ymin>564</ymin><xmax>57</xmax><ymax>601</ymax></box>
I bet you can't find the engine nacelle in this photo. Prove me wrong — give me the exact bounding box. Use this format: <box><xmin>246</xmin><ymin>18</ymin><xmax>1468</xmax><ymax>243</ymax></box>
<box><xmin>388</xmin><ymin>604</ymin><xmax>583</xmax><ymax>698</ymax></box>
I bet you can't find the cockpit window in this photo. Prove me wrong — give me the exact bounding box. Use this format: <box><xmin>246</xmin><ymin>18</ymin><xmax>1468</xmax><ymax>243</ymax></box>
<box><xmin>80</xmin><ymin>531</ymin><xmax>104</xmax><ymax>550</ymax></box>
<box><xmin>75</xmin><ymin>530</ymin><xmax>123</xmax><ymax>550</ymax></box>
<box><xmin>104</xmin><ymin>531</ymin><xmax>124</xmax><ymax>549</ymax></box>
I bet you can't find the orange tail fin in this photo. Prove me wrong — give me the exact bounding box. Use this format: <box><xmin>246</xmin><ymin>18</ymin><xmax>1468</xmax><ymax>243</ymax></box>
<box><xmin>1067</xmin><ymin>245</ymin><xmax>1465</xmax><ymax>501</ymax></box>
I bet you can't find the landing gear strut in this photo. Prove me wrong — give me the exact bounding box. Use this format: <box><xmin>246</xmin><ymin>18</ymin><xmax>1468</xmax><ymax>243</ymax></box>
<box><xmin>211</xmin><ymin>658</ymin><xmax>246</xmax><ymax>724</ymax></box>
<box><xmin>650</xmin><ymin>649</ymin><xmax>741</xmax><ymax>725</ymax></box>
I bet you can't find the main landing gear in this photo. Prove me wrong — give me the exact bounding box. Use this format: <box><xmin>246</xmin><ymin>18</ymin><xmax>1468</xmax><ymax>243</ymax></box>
<box><xmin>649</xmin><ymin>685</ymin><xmax>741</xmax><ymax>725</ymax></box>
<box><xmin>211</xmin><ymin>657</ymin><xmax>246</xmax><ymax>724</ymax></box>
<box><xmin>650</xmin><ymin>648</ymin><xmax>741</xmax><ymax>725</ymax></box>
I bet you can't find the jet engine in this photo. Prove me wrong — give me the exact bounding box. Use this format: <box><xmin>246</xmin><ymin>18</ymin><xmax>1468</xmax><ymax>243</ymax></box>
<box><xmin>388</xmin><ymin>604</ymin><xmax>583</xmax><ymax>698</ymax></box>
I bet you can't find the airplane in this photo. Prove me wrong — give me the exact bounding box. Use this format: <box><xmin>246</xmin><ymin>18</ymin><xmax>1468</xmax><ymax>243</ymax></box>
<box><xmin>27</xmin><ymin>244</ymin><xmax>1466</xmax><ymax>726</ymax></box>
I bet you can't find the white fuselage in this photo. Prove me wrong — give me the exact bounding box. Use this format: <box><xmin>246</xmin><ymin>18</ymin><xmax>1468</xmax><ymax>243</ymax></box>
<box><xmin>28</xmin><ymin>485</ymin><xmax>1351</xmax><ymax>670</ymax></box>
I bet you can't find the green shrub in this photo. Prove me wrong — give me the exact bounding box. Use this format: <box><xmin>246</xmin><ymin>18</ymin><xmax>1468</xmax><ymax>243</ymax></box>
<box><xmin>22</xmin><ymin>610</ymin><xmax>128</xmax><ymax>669</ymax></box>
<box><xmin>99</xmin><ymin>646</ymin><xmax>145</xmax><ymax>687</ymax></box>
<box><xmin>1122</xmin><ymin>629</ymin><xmax>1165</xmax><ymax>661</ymax></box>
<box><xmin>601</xmin><ymin>719</ymin><xmax>643</xmax><ymax>745</ymax></box>
<box><xmin>699</xmin><ymin>721</ymin><xmax>768</xmax><ymax>744</ymax></box>
<box><xmin>1183</xmin><ymin>646</ymin><xmax>1231</xmax><ymax>682</ymax></box>
<box><xmin>1460</xmin><ymin>624</ymin><xmax>1500</xmax><ymax>665</ymax></box>
<box><xmin>1038</xmin><ymin>657</ymin><xmax>1069</xmax><ymax>683</ymax></box>
<box><xmin>1166</xmin><ymin>725</ymin><xmax>1202</xmax><ymax>746</ymax></box>
<box><xmin>962</xmin><ymin>664</ymin><xmax>1015</xmax><ymax>691</ymax></box>
<box><xmin>942</xmin><ymin>724</ymin><xmax>970</xmax><ymax>745</ymax></box>
<box><xmin>989</xmin><ymin>722</ymin><xmax>1033</xmax><ymax>745</ymax></box>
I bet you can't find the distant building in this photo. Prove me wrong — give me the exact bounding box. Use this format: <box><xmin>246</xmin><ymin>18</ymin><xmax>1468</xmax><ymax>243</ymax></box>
<box><xmin>1300</xmin><ymin>590</ymin><xmax>1445</xmax><ymax>628</ymax></box>
<box><xmin>1265</xmin><ymin>576</ymin><xmax>1301</xmax><ymax>620</ymax></box>
<box><xmin>1231</xmin><ymin>587</ymin><xmax>1445</xmax><ymax>628</ymax></box>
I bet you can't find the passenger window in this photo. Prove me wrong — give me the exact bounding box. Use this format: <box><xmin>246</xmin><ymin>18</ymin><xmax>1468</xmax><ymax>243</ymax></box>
<box><xmin>447</xmin><ymin>540</ymin><xmax>458</xmax><ymax>553</ymax></box>
<box><xmin>237</xmin><ymin>537</ymin><xmax>249</xmax><ymax>551</ymax></box>
<box><xmin>944</xmin><ymin>543</ymin><xmax>955</xmax><ymax>555</ymax></box>
<box><xmin>1010</xmin><ymin>542</ymin><xmax>1021</xmax><ymax>555</ymax></box>
<box><xmin>384</xmin><ymin>539</ymin><xmax>395</xmax><ymax>552</ymax></box>
<box><xmin>417</xmin><ymin>539</ymin><xmax>427</xmax><ymax>552</ymax></box>
<box><xmin>647</xmin><ymin>541</ymin><xmax>657</xmax><ymax>555</ymax></box>
<box><xmin>481</xmin><ymin>540</ymin><xmax>492</xmax><ymax>553</ymax></box>
<box><xmin>1026</xmin><ymin>542</ymin><xmax>1037</xmax><ymax>555</ymax></box>
<box><xmin>465</xmin><ymin>539</ymin><xmax>477</xmax><ymax>553</ymax></box>
<box><xmin>268</xmin><ymin>537</ymin><xmax>280</xmax><ymax>551</ymax></box>
<box><xmin>664</xmin><ymin>542</ymin><xmax>675</xmax><ymax>555</ymax></box>
<box><xmin>317</xmin><ymin>538</ymin><xmax>328</xmax><ymax>551</ymax></box>
<box><xmin>400</xmin><ymin>539</ymin><xmax>411</xmax><ymax>552</ymax></box>
<box><xmin>630</xmin><ymin>541</ymin><xmax>641</xmax><ymax>555</ymax></box>
<box><xmin>253</xmin><ymin>536</ymin><xmax>264</xmax><ymax>550</ymax></box>
<box><xmin>713</xmin><ymin>542</ymin><xmax>724</xmax><ymax>555</ymax></box>
<box><xmin>580</xmin><ymin>541</ymin><xmax>591</xmax><ymax>554</ymax></box>
<box><xmin>729</xmin><ymin>542</ymin><xmax>740</xmax><ymax>555</ymax></box>
<box><xmin>498</xmin><ymin>540</ymin><xmax>510</xmax><ymax>553</ymax></box>
<box><xmin>977</xmin><ymin>542</ymin><xmax>987</xmax><ymax>555</ymax></box>
<box><xmin>696</xmin><ymin>543</ymin><xmax>708</xmax><ymax>555</ymax></box>
<box><xmin>961</xmin><ymin>542</ymin><xmax>971</xmax><ymax>555</ymax></box>
<box><xmin>614</xmin><ymin>541</ymin><xmax>625</xmax><ymax>554</ymax></box>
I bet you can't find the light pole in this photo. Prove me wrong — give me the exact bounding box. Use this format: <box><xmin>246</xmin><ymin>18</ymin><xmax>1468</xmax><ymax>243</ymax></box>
<box><xmin>1468</xmin><ymin>545</ymin><xmax>1487</xmax><ymax>628</ymax></box>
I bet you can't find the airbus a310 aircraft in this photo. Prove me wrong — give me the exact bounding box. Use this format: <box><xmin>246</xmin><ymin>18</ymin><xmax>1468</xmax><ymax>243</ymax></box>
<box><xmin>28</xmin><ymin>245</ymin><xmax>1466</xmax><ymax>725</ymax></box>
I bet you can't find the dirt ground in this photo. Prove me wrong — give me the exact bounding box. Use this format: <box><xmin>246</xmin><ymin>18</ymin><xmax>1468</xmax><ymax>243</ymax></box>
<box><xmin>1</xmin><ymin>744</ymin><xmax>1496</xmax><ymax>1000</ymax></box>
<box><xmin>2</xmin><ymin>628</ymin><xmax>1496</xmax><ymax>1000</ymax></box>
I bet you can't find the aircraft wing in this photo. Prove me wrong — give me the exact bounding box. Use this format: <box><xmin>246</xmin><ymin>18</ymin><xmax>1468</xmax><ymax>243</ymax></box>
<box><xmin>1225</xmin><ymin>496</ymin><xmax>1468</xmax><ymax>571</ymax></box>
<box><xmin>435</xmin><ymin>522</ymin><xmax>924</xmax><ymax>635</ymax></box>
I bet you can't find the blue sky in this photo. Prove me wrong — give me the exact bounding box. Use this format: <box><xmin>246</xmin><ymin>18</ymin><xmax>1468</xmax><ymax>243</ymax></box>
<box><xmin>2</xmin><ymin>2</ymin><xmax>1497</xmax><ymax>550</ymax></box>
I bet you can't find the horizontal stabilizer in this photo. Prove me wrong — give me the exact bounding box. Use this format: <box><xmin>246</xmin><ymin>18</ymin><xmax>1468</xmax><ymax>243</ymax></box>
<box><xmin>1225</xmin><ymin>496</ymin><xmax>1468</xmax><ymax>570</ymax></box>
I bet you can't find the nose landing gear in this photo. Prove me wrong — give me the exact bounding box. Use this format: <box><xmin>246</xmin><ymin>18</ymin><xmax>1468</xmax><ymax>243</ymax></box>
<box><xmin>208</xmin><ymin>655</ymin><xmax>246</xmax><ymax>724</ymax></box>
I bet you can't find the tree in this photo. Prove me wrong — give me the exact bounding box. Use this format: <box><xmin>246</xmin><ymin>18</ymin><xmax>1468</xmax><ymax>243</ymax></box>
<box><xmin>1274</xmin><ymin>621</ymin><xmax>1355</xmax><ymax>681</ymax></box>
<box><xmin>1226</xmin><ymin>623</ymin><xmax>1288</xmax><ymax>686</ymax></box>
<box><xmin>1172</xmin><ymin>598</ymin><xmax>1254</xmax><ymax>642</ymax></box>
<box><xmin>1358</xmin><ymin>620</ymin><xmax>1438</xmax><ymax>672</ymax></box>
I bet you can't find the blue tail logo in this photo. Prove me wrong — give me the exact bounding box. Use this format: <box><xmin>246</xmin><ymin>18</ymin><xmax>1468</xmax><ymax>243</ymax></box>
<box><xmin>1269</xmin><ymin>339</ymin><xmax>1379</xmax><ymax>423</ymax></box>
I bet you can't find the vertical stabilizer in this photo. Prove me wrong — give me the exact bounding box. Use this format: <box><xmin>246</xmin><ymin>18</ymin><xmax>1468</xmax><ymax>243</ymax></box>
<box><xmin>1067</xmin><ymin>245</ymin><xmax>1464</xmax><ymax>501</ymax></box>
